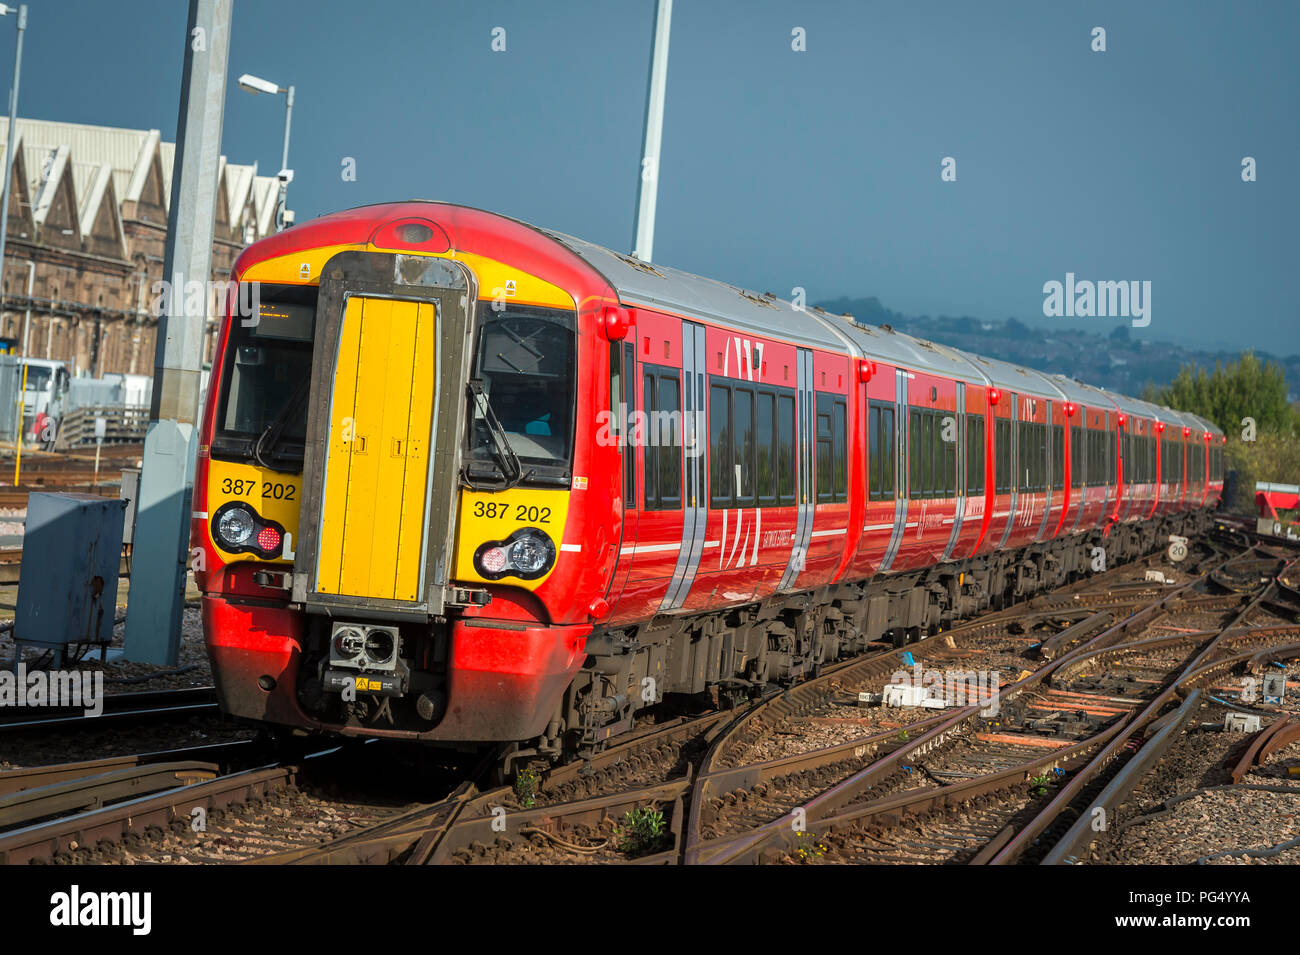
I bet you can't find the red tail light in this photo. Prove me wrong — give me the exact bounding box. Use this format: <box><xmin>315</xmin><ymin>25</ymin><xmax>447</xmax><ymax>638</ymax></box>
<box><xmin>257</xmin><ymin>525</ymin><xmax>282</xmax><ymax>552</ymax></box>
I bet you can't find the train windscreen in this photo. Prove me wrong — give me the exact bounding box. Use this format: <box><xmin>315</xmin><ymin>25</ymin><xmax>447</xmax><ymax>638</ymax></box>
<box><xmin>466</xmin><ymin>302</ymin><xmax>576</xmax><ymax>483</ymax></box>
<box><xmin>211</xmin><ymin>283</ymin><xmax>317</xmax><ymax>468</ymax></box>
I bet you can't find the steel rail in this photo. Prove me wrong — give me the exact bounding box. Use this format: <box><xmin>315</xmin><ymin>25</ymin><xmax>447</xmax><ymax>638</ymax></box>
<box><xmin>687</xmin><ymin>542</ymin><xmax>1254</xmax><ymax>864</ymax></box>
<box><xmin>0</xmin><ymin>762</ymin><xmax>297</xmax><ymax>864</ymax></box>
<box><xmin>1003</xmin><ymin>554</ymin><xmax>1296</xmax><ymax>865</ymax></box>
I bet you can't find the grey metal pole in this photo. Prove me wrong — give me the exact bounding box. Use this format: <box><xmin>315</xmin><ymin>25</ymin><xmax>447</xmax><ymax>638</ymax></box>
<box><xmin>275</xmin><ymin>84</ymin><xmax>293</xmax><ymax>231</ymax></box>
<box><xmin>631</xmin><ymin>0</ymin><xmax>671</xmax><ymax>262</ymax></box>
<box><xmin>124</xmin><ymin>0</ymin><xmax>232</xmax><ymax>665</ymax></box>
<box><xmin>0</xmin><ymin>5</ymin><xmax>26</xmax><ymax>326</ymax></box>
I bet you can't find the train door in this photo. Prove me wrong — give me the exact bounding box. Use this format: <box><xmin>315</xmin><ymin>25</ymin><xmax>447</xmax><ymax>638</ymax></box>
<box><xmin>997</xmin><ymin>393</ymin><xmax>1019</xmax><ymax>549</ymax></box>
<box><xmin>878</xmin><ymin>367</ymin><xmax>908</xmax><ymax>572</ymax></box>
<box><xmin>941</xmin><ymin>381</ymin><xmax>966</xmax><ymax>561</ymax></box>
<box><xmin>778</xmin><ymin>348</ymin><xmax>815</xmax><ymax>588</ymax></box>
<box><xmin>604</xmin><ymin>339</ymin><xmax>639</xmax><ymax>611</ymax></box>
<box><xmin>1035</xmin><ymin>400</ymin><xmax>1054</xmax><ymax>541</ymax></box>
<box><xmin>293</xmin><ymin>251</ymin><xmax>472</xmax><ymax>615</ymax></box>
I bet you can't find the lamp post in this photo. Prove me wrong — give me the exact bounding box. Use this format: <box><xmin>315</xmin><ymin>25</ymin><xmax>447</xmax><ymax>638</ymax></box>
<box><xmin>0</xmin><ymin>4</ymin><xmax>27</xmax><ymax>323</ymax></box>
<box><xmin>237</xmin><ymin>72</ymin><xmax>294</xmax><ymax>231</ymax></box>
<box><xmin>631</xmin><ymin>0</ymin><xmax>671</xmax><ymax>262</ymax></box>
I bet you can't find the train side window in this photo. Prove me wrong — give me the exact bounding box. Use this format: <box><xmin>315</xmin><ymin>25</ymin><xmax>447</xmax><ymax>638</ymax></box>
<box><xmin>995</xmin><ymin>418</ymin><xmax>1009</xmax><ymax>494</ymax></box>
<box><xmin>659</xmin><ymin>375</ymin><xmax>682</xmax><ymax>508</ymax></box>
<box><xmin>965</xmin><ymin>415</ymin><xmax>985</xmax><ymax>495</ymax></box>
<box><xmin>1070</xmin><ymin>425</ymin><xmax>1083</xmax><ymax>489</ymax></box>
<box><xmin>942</xmin><ymin>412</ymin><xmax>956</xmax><ymax>496</ymax></box>
<box><xmin>1017</xmin><ymin>422</ymin><xmax>1027</xmax><ymax>491</ymax></box>
<box><xmin>610</xmin><ymin>343</ymin><xmax>626</xmax><ymax>496</ymax></box>
<box><xmin>1037</xmin><ymin>422</ymin><xmax>1045</xmax><ymax>491</ymax></box>
<box><xmin>777</xmin><ymin>394</ymin><xmax>795</xmax><ymax>504</ymax></box>
<box><xmin>1052</xmin><ymin>424</ymin><xmax>1064</xmax><ymax>491</ymax></box>
<box><xmin>909</xmin><ymin>409</ymin><xmax>922</xmax><ymax>498</ymax></box>
<box><xmin>833</xmin><ymin>399</ymin><xmax>847</xmax><ymax>501</ymax></box>
<box><xmin>642</xmin><ymin>375</ymin><xmax>657</xmax><ymax>506</ymax></box>
<box><xmin>868</xmin><ymin>406</ymin><xmax>881</xmax><ymax>500</ymax></box>
<box><xmin>734</xmin><ymin>386</ymin><xmax>755</xmax><ymax>505</ymax></box>
<box><xmin>816</xmin><ymin>394</ymin><xmax>833</xmax><ymax>502</ymax></box>
<box><xmin>814</xmin><ymin>392</ymin><xmax>845</xmax><ymax>503</ymax></box>
<box><xmin>756</xmin><ymin>391</ymin><xmax>775</xmax><ymax>505</ymax></box>
<box><xmin>922</xmin><ymin>411</ymin><xmax>936</xmax><ymax>498</ymax></box>
<box><xmin>1038</xmin><ymin>423</ymin><xmax>1048</xmax><ymax>491</ymax></box>
<box><xmin>709</xmin><ymin>383</ymin><xmax>731</xmax><ymax>507</ymax></box>
<box><xmin>869</xmin><ymin>402</ymin><xmax>896</xmax><ymax>501</ymax></box>
<box><xmin>643</xmin><ymin>370</ymin><xmax>682</xmax><ymax>510</ymax></box>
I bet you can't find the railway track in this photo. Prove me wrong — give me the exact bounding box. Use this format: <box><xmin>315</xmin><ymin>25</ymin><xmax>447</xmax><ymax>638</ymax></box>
<box><xmin>0</xmin><ymin>686</ymin><xmax>219</xmax><ymax>732</ymax></box>
<box><xmin>244</xmin><ymin>534</ymin><xmax>1272</xmax><ymax>865</ymax></box>
<box><xmin>8</xmin><ymin>531</ymin><xmax>1296</xmax><ymax>866</ymax></box>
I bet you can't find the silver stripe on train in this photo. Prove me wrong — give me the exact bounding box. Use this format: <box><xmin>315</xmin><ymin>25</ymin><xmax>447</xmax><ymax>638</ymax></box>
<box><xmin>778</xmin><ymin>348</ymin><xmax>814</xmax><ymax>590</ymax></box>
<box><xmin>660</xmin><ymin>322</ymin><xmax>708</xmax><ymax>611</ymax></box>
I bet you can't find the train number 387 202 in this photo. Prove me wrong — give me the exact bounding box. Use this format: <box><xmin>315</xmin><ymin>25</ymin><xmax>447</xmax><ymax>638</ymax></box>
<box><xmin>221</xmin><ymin>477</ymin><xmax>297</xmax><ymax>501</ymax></box>
<box><xmin>472</xmin><ymin>500</ymin><xmax>551</xmax><ymax>523</ymax></box>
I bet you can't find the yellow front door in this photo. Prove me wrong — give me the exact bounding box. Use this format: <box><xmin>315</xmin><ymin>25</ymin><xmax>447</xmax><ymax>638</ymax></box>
<box><xmin>317</xmin><ymin>296</ymin><xmax>437</xmax><ymax>601</ymax></box>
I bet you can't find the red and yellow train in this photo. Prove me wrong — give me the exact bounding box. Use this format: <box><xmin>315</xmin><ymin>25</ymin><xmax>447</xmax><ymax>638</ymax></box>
<box><xmin>194</xmin><ymin>201</ymin><xmax>1225</xmax><ymax>760</ymax></box>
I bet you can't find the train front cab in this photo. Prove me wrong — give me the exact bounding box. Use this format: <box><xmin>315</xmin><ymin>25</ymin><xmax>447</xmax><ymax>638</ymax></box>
<box><xmin>197</xmin><ymin>204</ymin><xmax>625</xmax><ymax>743</ymax></box>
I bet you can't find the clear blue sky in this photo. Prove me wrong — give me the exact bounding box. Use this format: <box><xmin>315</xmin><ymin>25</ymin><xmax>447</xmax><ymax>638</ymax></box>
<box><xmin>23</xmin><ymin>0</ymin><xmax>1300</xmax><ymax>351</ymax></box>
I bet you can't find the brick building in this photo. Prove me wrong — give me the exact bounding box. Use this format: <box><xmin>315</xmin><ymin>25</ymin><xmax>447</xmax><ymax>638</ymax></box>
<box><xmin>0</xmin><ymin>117</ymin><xmax>281</xmax><ymax>377</ymax></box>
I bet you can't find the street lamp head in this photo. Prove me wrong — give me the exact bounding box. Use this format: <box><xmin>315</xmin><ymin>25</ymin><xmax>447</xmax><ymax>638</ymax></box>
<box><xmin>237</xmin><ymin>73</ymin><xmax>280</xmax><ymax>96</ymax></box>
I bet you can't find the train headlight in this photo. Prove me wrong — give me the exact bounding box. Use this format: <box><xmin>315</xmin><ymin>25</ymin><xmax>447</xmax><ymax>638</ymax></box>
<box><xmin>211</xmin><ymin>502</ymin><xmax>286</xmax><ymax>558</ymax></box>
<box><xmin>509</xmin><ymin>536</ymin><xmax>549</xmax><ymax>575</ymax></box>
<box><xmin>473</xmin><ymin>528</ymin><xmax>556</xmax><ymax>581</ymax></box>
<box><xmin>216</xmin><ymin>505</ymin><xmax>255</xmax><ymax>547</ymax></box>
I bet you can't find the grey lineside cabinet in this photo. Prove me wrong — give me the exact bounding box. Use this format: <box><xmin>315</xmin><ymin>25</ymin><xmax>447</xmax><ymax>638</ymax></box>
<box><xmin>15</xmin><ymin>492</ymin><xmax>126</xmax><ymax>665</ymax></box>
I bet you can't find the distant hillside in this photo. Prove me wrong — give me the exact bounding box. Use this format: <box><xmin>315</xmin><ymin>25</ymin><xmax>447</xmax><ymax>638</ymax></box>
<box><xmin>815</xmin><ymin>296</ymin><xmax>1300</xmax><ymax>400</ymax></box>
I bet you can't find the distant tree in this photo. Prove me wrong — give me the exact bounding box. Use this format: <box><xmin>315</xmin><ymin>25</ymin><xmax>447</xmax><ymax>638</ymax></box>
<box><xmin>1003</xmin><ymin>316</ymin><xmax>1043</xmax><ymax>342</ymax></box>
<box><xmin>1144</xmin><ymin>351</ymin><xmax>1298</xmax><ymax>436</ymax></box>
<box><xmin>1110</xmin><ymin>325</ymin><xmax>1129</xmax><ymax>342</ymax></box>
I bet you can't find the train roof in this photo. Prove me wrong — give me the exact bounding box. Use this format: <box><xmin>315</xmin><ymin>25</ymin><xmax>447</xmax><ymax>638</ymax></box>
<box><xmin>960</xmin><ymin>352</ymin><xmax>1064</xmax><ymax>399</ymax></box>
<box><xmin>1043</xmin><ymin>373</ymin><xmax>1111</xmax><ymax>410</ymax></box>
<box><xmin>843</xmin><ymin>323</ymin><xmax>986</xmax><ymax>381</ymax></box>
<box><xmin>260</xmin><ymin>201</ymin><xmax>1222</xmax><ymax>438</ymax></box>
<box><xmin>545</xmin><ymin>229</ymin><xmax>857</xmax><ymax>355</ymax></box>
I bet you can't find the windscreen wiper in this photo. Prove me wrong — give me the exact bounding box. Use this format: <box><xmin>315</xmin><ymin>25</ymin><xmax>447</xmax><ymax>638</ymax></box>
<box><xmin>253</xmin><ymin>378</ymin><xmax>311</xmax><ymax>471</ymax></box>
<box><xmin>465</xmin><ymin>379</ymin><xmax>525</xmax><ymax>488</ymax></box>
